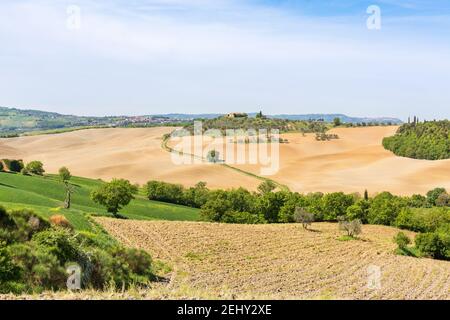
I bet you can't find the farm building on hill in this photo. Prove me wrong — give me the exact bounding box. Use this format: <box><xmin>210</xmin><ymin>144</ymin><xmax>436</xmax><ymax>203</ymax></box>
<box><xmin>226</xmin><ymin>112</ymin><xmax>248</xmax><ymax>119</ymax></box>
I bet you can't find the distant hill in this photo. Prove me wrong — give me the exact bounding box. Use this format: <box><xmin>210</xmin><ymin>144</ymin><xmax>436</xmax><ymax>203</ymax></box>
<box><xmin>0</xmin><ymin>106</ymin><xmax>402</xmax><ymax>136</ymax></box>
<box><xmin>152</xmin><ymin>112</ymin><xmax>403</xmax><ymax>124</ymax></box>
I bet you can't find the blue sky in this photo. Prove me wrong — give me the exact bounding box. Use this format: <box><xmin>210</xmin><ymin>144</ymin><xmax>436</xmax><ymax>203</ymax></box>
<box><xmin>0</xmin><ymin>0</ymin><xmax>449</xmax><ymax>119</ymax></box>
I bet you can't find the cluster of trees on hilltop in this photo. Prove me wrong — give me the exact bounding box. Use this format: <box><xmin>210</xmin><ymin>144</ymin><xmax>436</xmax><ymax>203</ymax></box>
<box><xmin>383</xmin><ymin>120</ymin><xmax>450</xmax><ymax>160</ymax></box>
<box><xmin>182</xmin><ymin>116</ymin><xmax>330</xmax><ymax>135</ymax></box>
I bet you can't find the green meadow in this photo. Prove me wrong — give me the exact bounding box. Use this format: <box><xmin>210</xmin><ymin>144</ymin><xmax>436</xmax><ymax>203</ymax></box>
<box><xmin>0</xmin><ymin>172</ymin><xmax>200</xmax><ymax>231</ymax></box>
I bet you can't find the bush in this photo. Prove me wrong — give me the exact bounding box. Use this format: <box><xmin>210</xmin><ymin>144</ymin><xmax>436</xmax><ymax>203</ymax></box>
<box><xmin>338</xmin><ymin>216</ymin><xmax>362</xmax><ymax>237</ymax></box>
<box><xmin>394</xmin><ymin>232</ymin><xmax>411</xmax><ymax>250</ymax></box>
<box><xmin>426</xmin><ymin>187</ymin><xmax>447</xmax><ymax>206</ymax></box>
<box><xmin>0</xmin><ymin>161</ymin><xmax>3</xmax><ymax>172</ymax></box>
<box><xmin>2</xmin><ymin>159</ymin><xmax>24</xmax><ymax>172</ymax></box>
<box><xmin>321</xmin><ymin>192</ymin><xmax>354</xmax><ymax>221</ymax></box>
<box><xmin>25</xmin><ymin>161</ymin><xmax>45</xmax><ymax>176</ymax></box>
<box><xmin>91</xmin><ymin>179</ymin><xmax>138</xmax><ymax>216</ymax></box>
<box><xmin>368</xmin><ymin>192</ymin><xmax>405</xmax><ymax>225</ymax></box>
<box><xmin>294</xmin><ymin>207</ymin><xmax>314</xmax><ymax>230</ymax></box>
<box><xmin>146</xmin><ymin>180</ymin><xmax>185</xmax><ymax>204</ymax></box>
<box><xmin>415</xmin><ymin>233</ymin><xmax>448</xmax><ymax>260</ymax></box>
<box><xmin>222</xmin><ymin>211</ymin><xmax>265</xmax><ymax>224</ymax></box>
<box><xmin>0</xmin><ymin>207</ymin><xmax>155</xmax><ymax>293</ymax></box>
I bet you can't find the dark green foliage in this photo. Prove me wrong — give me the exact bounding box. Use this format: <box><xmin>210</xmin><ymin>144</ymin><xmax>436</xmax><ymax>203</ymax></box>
<box><xmin>321</xmin><ymin>192</ymin><xmax>355</xmax><ymax>221</ymax></box>
<box><xmin>257</xmin><ymin>181</ymin><xmax>276</xmax><ymax>195</ymax></box>
<box><xmin>415</xmin><ymin>233</ymin><xmax>448</xmax><ymax>260</ymax></box>
<box><xmin>333</xmin><ymin>117</ymin><xmax>341</xmax><ymax>127</ymax></box>
<box><xmin>2</xmin><ymin>159</ymin><xmax>24</xmax><ymax>172</ymax></box>
<box><xmin>0</xmin><ymin>162</ymin><xmax>3</xmax><ymax>172</ymax></box>
<box><xmin>146</xmin><ymin>180</ymin><xmax>185</xmax><ymax>205</ymax></box>
<box><xmin>25</xmin><ymin>161</ymin><xmax>45</xmax><ymax>176</ymax></box>
<box><xmin>426</xmin><ymin>188</ymin><xmax>447</xmax><ymax>206</ymax></box>
<box><xmin>368</xmin><ymin>192</ymin><xmax>406</xmax><ymax>225</ymax></box>
<box><xmin>91</xmin><ymin>179</ymin><xmax>138</xmax><ymax>216</ymax></box>
<box><xmin>383</xmin><ymin>121</ymin><xmax>450</xmax><ymax>160</ymax></box>
<box><xmin>0</xmin><ymin>207</ymin><xmax>154</xmax><ymax>294</ymax></box>
<box><xmin>346</xmin><ymin>199</ymin><xmax>370</xmax><ymax>223</ymax></box>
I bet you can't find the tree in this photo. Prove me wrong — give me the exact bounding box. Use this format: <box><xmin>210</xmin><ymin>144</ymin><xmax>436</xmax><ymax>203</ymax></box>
<box><xmin>333</xmin><ymin>117</ymin><xmax>342</xmax><ymax>127</ymax></box>
<box><xmin>207</xmin><ymin>150</ymin><xmax>220</xmax><ymax>163</ymax></box>
<box><xmin>346</xmin><ymin>199</ymin><xmax>369</xmax><ymax>223</ymax></box>
<box><xmin>256</xmin><ymin>111</ymin><xmax>264</xmax><ymax>119</ymax></box>
<box><xmin>427</xmin><ymin>188</ymin><xmax>447</xmax><ymax>206</ymax></box>
<box><xmin>25</xmin><ymin>161</ymin><xmax>45</xmax><ymax>175</ymax></box>
<box><xmin>294</xmin><ymin>207</ymin><xmax>314</xmax><ymax>230</ymax></box>
<box><xmin>59</xmin><ymin>167</ymin><xmax>73</xmax><ymax>209</ymax></box>
<box><xmin>367</xmin><ymin>192</ymin><xmax>405</xmax><ymax>225</ymax></box>
<box><xmin>394</xmin><ymin>232</ymin><xmax>411</xmax><ymax>250</ymax></box>
<box><xmin>364</xmin><ymin>189</ymin><xmax>369</xmax><ymax>201</ymax></box>
<box><xmin>415</xmin><ymin>232</ymin><xmax>446</xmax><ymax>259</ymax></box>
<box><xmin>435</xmin><ymin>193</ymin><xmax>449</xmax><ymax>207</ymax></box>
<box><xmin>257</xmin><ymin>180</ymin><xmax>276</xmax><ymax>195</ymax></box>
<box><xmin>59</xmin><ymin>167</ymin><xmax>72</xmax><ymax>182</ymax></box>
<box><xmin>0</xmin><ymin>161</ymin><xmax>3</xmax><ymax>172</ymax></box>
<box><xmin>321</xmin><ymin>192</ymin><xmax>354</xmax><ymax>221</ymax></box>
<box><xmin>90</xmin><ymin>179</ymin><xmax>137</xmax><ymax>216</ymax></box>
<box><xmin>338</xmin><ymin>216</ymin><xmax>362</xmax><ymax>237</ymax></box>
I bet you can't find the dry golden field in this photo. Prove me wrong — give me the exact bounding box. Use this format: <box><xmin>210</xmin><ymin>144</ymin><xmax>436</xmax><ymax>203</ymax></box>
<box><xmin>90</xmin><ymin>218</ymin><xmax>450</xmax><ymax>300</ymax></box>
<box><xmin>2</xmin><ymin>126</ymin><xmax>449</xmax><ymax>195</ymax></box>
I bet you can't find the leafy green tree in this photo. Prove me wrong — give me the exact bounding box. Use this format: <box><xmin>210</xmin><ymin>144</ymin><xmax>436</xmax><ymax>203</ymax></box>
<box><xmin>256</xmin><ymin>191</ymin><xmax>287</xmax><ymax>223</ymax></box>
<box><xmin>436</xmin><ymin>193</ymin><xmax>449</xmax><ymax>207</ymax></box>
<box><xmin>367</xmin><ymin>192</ymin><xmax>405</xmax><ymax>225</ymax></box>
<box><xmin>426</xmin><ymin>188</ymin><xmax>447</xmax><ymax>206</ymax></box>
<box><xmin>394</xmin><ymin>232</ymin><xmax>411</xmax><ymax>250</ymax></box>
<box><xmin>58</xmin><ymin>167</ymin><xmax>71</xmax><ymax>182</ymax></box>
<box><xmin>346</xmin><ymin>199</ymin><xmax>369</xmax><ymax>222</ymax></box>
<box><xmin>257</xmin><ymin>180</ymin><xmax>276</xmax><ymax>195</ymax></box>
<box><xmin>25</xmin><ymin>161</ymin><xmax>45</xmax><ymax>176</ymax></box>
<box><xmin>91</xmin><ymin>179</ymin><xmax>137</xmax><ymax>216</ymax></box>
<box><xmin>321</xmin><ymin>192</ymin><xmax>354</xmax><ymax>221</ymax></box>
<box><xmin>415</xmin><ymin>233</ymin><xmax>447</xmax><ymax>260</ymax></box>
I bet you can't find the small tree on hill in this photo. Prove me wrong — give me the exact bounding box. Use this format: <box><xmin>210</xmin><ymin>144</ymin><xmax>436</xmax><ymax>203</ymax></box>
<box><xmin>294</xmin><ymin>207</ymin><xmax>314</xmax><ymax>230</ymax></box>
<box><xmin>338</xmin><ymin>216</ymin><xmax>362</xmax><ymax>237</ymax></box>
<box><xmin>25</xmin><ymin>161</ymin><xmax>45</xmax><ymax>175</ymax></box>
<box><xmin>59</xmin><ymin>167</ymin><xmax>74</xmax><ymax>209</ymax></box>
<box><xmin>394</xmin><ymin>232</ymin><xmax>411</xmax><ymax>251</ymax></box>
<box><xmin>91</xmin><ymin>179</ymin><xmax>138</xmax><ymax>217</ymax></box>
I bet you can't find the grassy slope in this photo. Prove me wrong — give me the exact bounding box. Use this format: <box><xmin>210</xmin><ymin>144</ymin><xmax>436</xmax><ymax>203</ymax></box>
<box><xmin>0</xmin><ymin>172</ymin><xmax>200</xmax><ymax>230</ymax></box>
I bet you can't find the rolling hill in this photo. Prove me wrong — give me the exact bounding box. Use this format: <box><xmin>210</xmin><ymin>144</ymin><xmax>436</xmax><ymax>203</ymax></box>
<box><xmin>0</xmin><ymin>172</ymin><xmax>200</xmax><ymax>231</ymax></box>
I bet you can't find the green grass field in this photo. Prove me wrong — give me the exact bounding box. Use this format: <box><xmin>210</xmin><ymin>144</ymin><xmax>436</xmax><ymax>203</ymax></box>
<box><xmin>0</xmin><ymin>172</ymin><xmax>200</xmax><ymax>230</ymax></box>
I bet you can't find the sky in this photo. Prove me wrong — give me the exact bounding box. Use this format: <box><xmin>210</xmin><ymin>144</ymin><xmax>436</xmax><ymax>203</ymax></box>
<box><xmin>1</xmin><ymin>0</ymin><xmax>450</xmax><ymax>120</ymax></box>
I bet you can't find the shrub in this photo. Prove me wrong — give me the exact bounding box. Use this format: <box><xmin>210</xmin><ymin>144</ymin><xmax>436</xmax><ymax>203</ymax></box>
<box><xmin>0</xmin><ymin>161</ymin><xmax>3</xmax><ymax>172</ymax></box>
<box><xmin>394</xmin><ymin>232</ymin><xmax>411</xmax><ymax>250</ymax></box>
<box><xmin>368</xmin><ymin>192</ymin><xmax>405</xmax><ymax>225</ymax></box>
<box><xmin>427</xmin><ymin>188</ymin><xmax>447</xmax><ymax>206</ymax></box>
<box><xmin>91</xmin><ymin>179</ymin><xmax>138</xmax><ymax>216</ymax></box>
<box><xmin>338</xmin><ymin>216</ymin><xmax>362</xmax><ymax>237</ymax></box>
<box><xmin>321</xmin><ymin>192</ymin><xmax>354</xmax><ymax>221</ymax></box>
<box><xmin>25</xmin><ymin>161</ymin><xmax>45</xmax><ymax>176</ymax></box>
<box><xmin>346</xmin><ymin>200</ymin><xmax>369</xmax><ymax>222</ymax></box>
<box><xmin>257</xmin><ymin>181</ymin><xmax>276</xmax><ymax>195</ymax></box>
<box><xmin>146</xmin><ymin>180</ymin><xmax>185</xmax><ymax>204</ymax></box>
<box><xmin>3</xmin><ymin>159</ymin><xmax>24</xmax><ymax>172</ymax></box>
<box><xmin>58</xmin><ymin>167</ymin><xmax>72</xmax><ymax>182</ymax></box>
<box><xmin>222</xmin><ymin>211</ymin><xmax>265</xmax><ymax>224</ymax></box>
<box><xmin>415</xmin><ymin>233</ymin><xmax>447</xmax><ymax>260</ymax></box>
<box><xmin>293</xmin><ymin>207</ymin><xmax>314</xmax><ymax>230</ymax></box>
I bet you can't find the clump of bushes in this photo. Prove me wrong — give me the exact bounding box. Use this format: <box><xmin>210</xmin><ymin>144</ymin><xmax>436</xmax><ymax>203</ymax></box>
<box><xmin>1</xmin><ymin>159</ymin><xmax>24</xmax><ymax>172</ymax></box>
<box><xmin>0</xmin><ymin>206</ymin><xmax>154</xmax><ymax>294</ymax></box>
